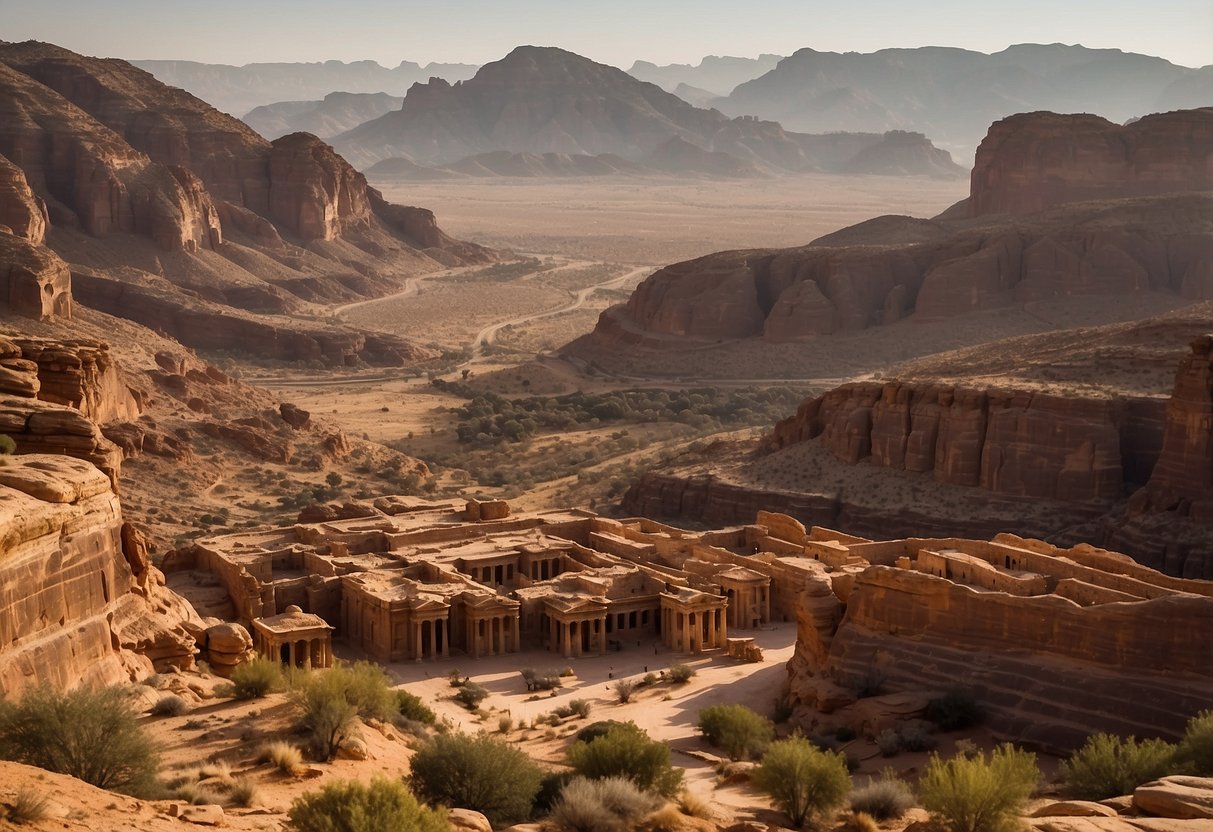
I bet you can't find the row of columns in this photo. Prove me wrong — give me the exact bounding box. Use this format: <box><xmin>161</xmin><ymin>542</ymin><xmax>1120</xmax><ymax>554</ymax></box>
<box><xmin>259</xmin><ymin>633</ymin><xmax>332</xmax><ymax>669</ymax></box>
<box><xmin>529</xmin><ymin>557</ymin><xmax>561</xmax><ymax>581</ymax></box>
<box><xmin>412</xmin><ymin>617</ymin><xmax>450</xmax><ymax>661</ymax></box>
<box><xmin>469</xmin><ymin>614</ymin><xmax>520</xmax><ymax>658</ymax></box>
<box><xmin>726</xmin><ymin>584</ymin><xmax>771</xmax><ymax>629</ymax></box>
<box><xmin>662</xmin><ymin>606</ymin><xmax>727</xmax><ymax>654</ymax></box>
<box><xmin>548</xmin><ymin>614</ymin><xmax>607</xmax><ymax>658</ymax></box>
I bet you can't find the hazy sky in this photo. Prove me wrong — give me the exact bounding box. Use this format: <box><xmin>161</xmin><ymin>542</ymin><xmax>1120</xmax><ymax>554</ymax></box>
<box><xmin>3</xmin><ymin>0</ymin><xmax>1210</xmax><ymax>69</ymax></box>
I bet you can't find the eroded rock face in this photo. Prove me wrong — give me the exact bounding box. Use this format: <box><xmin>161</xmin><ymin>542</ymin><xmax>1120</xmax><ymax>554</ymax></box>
<box><xmin>0</xmin><ymin>455</ymin><xmax>197</xmax><ymax>696</ymax></box>
<box><xmin>970</xmin><ymin>109</ymin><xmax>1213</xmax><ymax>217</ymax></box>
<box><xmin>0</xmin><ymin>153</ymin><xmax>47</xmax><ymax>243</ymax></box>
<box><xmin>11</xmin><ymin>337</ymin><xmax>140</xmax><ymax>423</ymax></box>
<box><xmin>598</xmin><ymin>193</ymin><xmax>1213</xmax><ymax>344</ymax></box>
<box><xmin>767</xmin><ymin>381</ymin><xmax>1133</xmax><ymax>501</ymax></box>
<box><xmin>0</xmin><ymin>232</ymin><xmax>71</xmax><ymax>320</ymax></box>
<box><xmin>268</xmin><ymin>132</ymin><xmax>372</xmax><ymax>240</ymax></box>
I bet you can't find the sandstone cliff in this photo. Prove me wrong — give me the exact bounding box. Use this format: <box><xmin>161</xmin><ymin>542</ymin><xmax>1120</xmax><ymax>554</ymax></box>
<box><xmin>0</xmin><ymin>40</ymin><xmax>492</xmax><ymax>366</ymax></box>
<box><xmin>580</xmin><ymin>109</ymin><xmax>1213</xmax><ymax>350</ymax></box>
<box><xmin>0</xmin><ymin>455</ymin><xmax>198</xmax><ymax>696</ymax></box>
<box><xmin>969</xmin><ymin>109</ymin><xmax>1213</xmax><ymax>216</ymax></box>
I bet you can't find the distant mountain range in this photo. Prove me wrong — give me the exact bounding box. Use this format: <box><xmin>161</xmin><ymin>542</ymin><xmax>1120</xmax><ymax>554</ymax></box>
<box><xmin>332</xmin><ymin>46</ymin><xmax>965</xmax><ymax>178</ymax></box>
<box><xmin>715</xmin><ymin>44</ymin><xmax>1213</xmax><ymax>158</ymax></box>
<box><xmin>628</xmin><ymin>54</ymin><xmax>784</xmax><ymax>96</ymax></box>
<box><xmin>131</xmin><ymin>58</ymin><xmax>477</xmax><ymax>116</ymax></box>
<box><xmin>244</xmin><ymin>92</ymin><xmax>404</xmax><ymax>140</ymax></box>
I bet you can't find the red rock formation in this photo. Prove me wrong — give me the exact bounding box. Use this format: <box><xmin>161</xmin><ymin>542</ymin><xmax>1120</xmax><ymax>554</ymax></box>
<box><xmin>0</xmin><ymin>232</ymin><xmax>71</xmax><ymax>320</ymax></box>
<box><xmin>970</xmin><ymin>109</ymin><xmax>1213</xmax><ymax>217</ymax></box>
<box><xmin>12</xmin><ymin>337</ymin><xmax>140</xmax><ymax>423</ymax></box>
<box><xmin>268</xmin><ymin>132</ymin><xmax>371</xmax><ymax>240</ymax></box>
<box><xmin>0</xmin><ymin>154</ymin><xmax>47</xmax><ymax>242</ymax></box>
<box><xmin>767</xmin><ymin>381</ymin><xmax>1129</xmax><ymax>500</ymax></box>
<box><xmin>0</xmin><ymin>455</ymin><xmax>198</xmax><ymax>696</ymax></box>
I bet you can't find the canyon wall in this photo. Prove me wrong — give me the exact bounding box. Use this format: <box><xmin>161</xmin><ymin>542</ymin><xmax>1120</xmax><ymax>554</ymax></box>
<box><xmin>0</xmin><ymin>455</ymin><xmax>197</xmax><ymax>696</ymax></box>
<box><xmin>790</xmin><ymin>562</ymin><xmax>1213</xmax><ymax>750</ymax></box>
<box><xmin>969</xmin><ymin>108</ymin><xmax>1213</xmax><ymax>216</ymax></box>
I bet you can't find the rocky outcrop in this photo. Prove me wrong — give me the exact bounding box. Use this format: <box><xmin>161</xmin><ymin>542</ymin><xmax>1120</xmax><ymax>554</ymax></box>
<box><xmin>0</xmin><ymin>455</ymin><xmax>198</xmax><ymax>696</ymax></box>
<box><xmin>970</xmin><ymin>109</ymin><xmax>1213</xmax><ymax>217</ymax></box>
<box><xmin>0</xmin><ymin>154</ymin><xmax>47</xmax><ymax>242</ymax></box>
<box><xmin>766</xmin><ymin>381</ymin><xmax>1150</xmax><ymax>501</ymax></box>
<box><xmin>594</xmin><ymin>192</ymin><xmax>1213</xmax><ymax>344</ymax></box>
<box><xmin>840</xmin><ymin>130</ymin><xmax>967</xmax><ymax>178</ymax></box>
<box><xmin>268</xmin><ymin>132</ymin><xmax>373</xmax><ymax>240</ymax></box>
<box><xmin>788</xmin><ymin>546</ymin><xmax>1213</xmax><ymax>751</ymax></box>
<box><xmin>11</xmin><ymin>337</ymin><xmax>140</xmax><ymax>423</ymax></box>
<box><xmin>0</xmin><ymin>231</ymin><xmax>71</xmax><ymax>320</ymax></box>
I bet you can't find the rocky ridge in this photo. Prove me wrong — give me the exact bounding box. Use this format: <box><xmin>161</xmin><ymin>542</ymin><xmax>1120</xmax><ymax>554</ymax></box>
<box><xmin>0</xmin><ymin>40</ymin><xmax>492</xmax><ymax>366</ymax></box>
<box><xmin>332</xmin><ymin>45</ymin><xmax>963</xmax><ymax>177</ymax></box>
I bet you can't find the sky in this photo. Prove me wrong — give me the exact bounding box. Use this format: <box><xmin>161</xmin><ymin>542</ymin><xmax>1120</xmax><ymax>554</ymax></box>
<box><xmin>2</xmin><ymin>0</ymin><xmax>1210</xmax><ymax>69</ymax></box>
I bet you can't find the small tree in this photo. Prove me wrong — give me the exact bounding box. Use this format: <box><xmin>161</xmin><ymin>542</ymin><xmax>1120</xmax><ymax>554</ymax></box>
<box><xmin>752</xmin><ymin>735</ymin><xmax>851</xmax><ymax>828</ymax></box>
<box><xmin>697</xmin><ymin>704</ymin><xmax>774</xmax><ymax>761</ymax></box>
<box><xmin>919</xmin><ymin>744</ymin><xmax>1039</xmax><ymax>832</ymax></box>
<box><xmin>566</xmin><ymin>721</ymin><xmax>683</xmax><ymax>797</ymax></box>
<box><xmin>0</xmin><ymin>685</ymin><xmax>160</xmax><ymax>796</ymax></box>
<box><xmin>1061</xmin><ymin>733</ymin><xmax>1176</xmax><ymax>800</ymax></box>
<box><xmin>612</xmin><ymin>679</ymin><xmax>638</xmax><ymax>704</ymax></box>
<box><xmin>408</xmin><ymin>732</ymin><xmax>543</xmax><ymax>828</ymax></box>
<box><xmin>1176</xmin><ymin>710</ymin><xmax>1213</xmax><ymax>776</ymax></box>
<box><xmin>288</xmin><ymin>776</ymin><xmax>447</xmax><ymax>832</ymax></box>
<box><xmin>293</xmin><ymin>672</ymin><xmax>359</xmax><ymax>761</ymax></box>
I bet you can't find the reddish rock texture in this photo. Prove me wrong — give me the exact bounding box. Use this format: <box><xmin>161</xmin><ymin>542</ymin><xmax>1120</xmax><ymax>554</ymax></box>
<box><xmin>267</xmin><ymin>132</ymin><xmax>371</xmax><ymax>240</ymax></box>
<box><xmin>0</xmin><ymin>154</ymin><xmax>47</xmax><ymax>242</ymax></box>
<box><xmin>0</xmin><ymin>232</ymin><xmax>72</xmax><ymax>320</ymax></box>
<box><xmin>0</xmin><ymin>455</ymin><xmax>198</xmax><ymax>696</ymax></box>
<box><xmin>602</xmin><ymin>193</ymin><xmax>1213</xmax><ymax>344</ymax></box>
<box><xmin>970</xmin><ymin>109</ymin><xmax>1213</xmax><ymax>217</ymax></box>
<box><xmin>12</xmin><ymin>337</ymin><xmax>141</xmax><ymax>423</ymax></box>
<box><xmin>766</xmin><ymin>381</ymin><xmax>1136</xmax><ymax>500</ymax></box>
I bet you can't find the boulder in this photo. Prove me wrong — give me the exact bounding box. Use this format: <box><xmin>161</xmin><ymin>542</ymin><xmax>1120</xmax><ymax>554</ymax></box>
<box><xmin>1133</xmin><ymin>776</ymin><xmax>1213</xmax><ymax>820</ymax></box>
<box><xmin>1032</xmin><ymin>801</ymin><xmax>1121</xmax><ymax>818</ymax></box>
<box><xmin>446</xmin><ymin>808</ymin><xmax>492</xmax><ymax>832</ymax></box>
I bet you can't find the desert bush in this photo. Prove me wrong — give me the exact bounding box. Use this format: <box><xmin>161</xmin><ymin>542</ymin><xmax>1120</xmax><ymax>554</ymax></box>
<box><xmin>408</xmin><ymin>732</ymin><xmax>543</xmax><ymax>828</ymax></box>
<box><xmin>575</xmin><ymin>721</ymin><xmax>627</xmax><ymax>745</ymax></box>
<box><xmin>899</xmin><ymin>720</ymin><xmax>938</xmax><ymax>752</ymax></box>
<box><xmin>226</xmin><ymin>776</ymin><xmax>260</xmax><ymax>808</ymax></box>
<box><xmin>850</xmin><ymin>771</ymin><xmax>916</xmax><ymax>820</ymax></box>
<box><xmin>454</xmin><ymin>682</ymin><xmax>489</xmax><ymax>710</ymax></box>
<box><xmin>521</xmin><ymin>668</ymin><xmax>562</xmax><ymax>691</ymax></box>
<box><xmin>288</xmin><ymin>776</ymin><xmax>446</xmax><ymax>832</ymax></box>
<box><xmin>174</xmin><ymin>782</ymin><xmax>223</xmax><ymax>805</ymax></box>
<box><xmin>230</xmin><ymin>657</ymin><xmax>283</xmax><ymax>700</ymax></box>
<box><xmin>613</xmin><ymin>679</ymin><xmax>638</xmax><ymax>704</ymax></box>
<box><xmin>919</xmin><ymin>744</ymin><xmax>1039</xmax><ymax>832</ymax></box>
<box><xmin>1061</xmin><ymin>733</ymin><xmax>1177</xmax><ymax>800</ymax></box>
<box><xmin>151</xmin><ymin>694</ymin><xmax>189</xmax><ymax>717</ymax></box>
<box><xmin>395</xmin><ymin>689</ymin><xmax>436</xmax><ymax>725</ymax></box>
<box><xmin>697</xmin><ymin>704</ymin><xmax>774</xmax><ymax>761</ymax></box>
<box><xmin>925</xmin><ymin>690</ymin><xmax>984</xmax><ymax>731</ymax></box>
<box><xmin>547</xmin><ymin>776</ymin><xmax>661</xmax><ymax>832</ymax></box>
<box><xmin>258</xmin><ymin>740</ymin><xmax>303</xmax><ymax>774</ymax></box>
<box><xmin>569</xmin><ymin>699</ymin><xmax>592</xmax><ymax>719</ymax></box>
<box><xmin>293</xmin><ymin>673</ymin><xmax>359</xmax><ymax>762</ymax></box>
<box><xmin>3</xmin><ymin>788</ymin><xmax>49</xmax><ymax>825</ymax></box>
<box><xmin>1176</xmin><ymin>709</ymin><xmax>1213</xmax><ymax>775</ymax></box>
<box><xmin>567</xmin><ymin>721</ymin><xmax>683</xmax><ymax>797</ymax></box>
<box><xmin>752</xmin><ymin>735</ymin><xmax>851</xmax><ymax>828</ymax></box>
<box><xmin>0</xmin><ymin>435</ymin><xmax>15</xmax><ymax>455</ymax></box>
<box><xmin>497</xmin><ymin>715</ymin><xmax>513</xmax><ymax>733</ymax></box>
<box><xmin>678</xmin><ymin>789</ymin><xmax>713</xmax><ymax>819</ymax></box>
<box><xmin>340</xmin><ymin>661</ymin><xmax>397</xmax><ymax>721</ymax></box>
<box><xmin>876</xmin><ymin>729</ymin><xmax>902</xmax><ymax>757</ymax></box>
<box><xmin>839</xmin><ymin>811</ymin><xmax>880</xmax><ymax>832</ymax></box>
<box><xmin>534</xmin><ymin>771</ymin><xmax>575</xmax><ymax>814</ymax></box>
<box><xmin>0</xmin><ymin>685</ymin><xmax>160</xmax><ymax>796</ymax></box>
<box><xmin>668</xmin><ymin>664</ymin><xmax>696</xmax><ymax>684</ymax></box>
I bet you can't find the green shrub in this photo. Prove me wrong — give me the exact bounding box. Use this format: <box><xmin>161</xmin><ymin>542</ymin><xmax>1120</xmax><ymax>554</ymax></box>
<box><xmin>569</xmin><ymin>699</ymin><xmax>592</xmax><ymax>719</ymax></box>
<box><xmin>408</xmin><ymin>732</ymin><xmax>543</xmax><ymax>828</ymax></box>
<box><xmin>293</xmin><ymin>673</ymin><xmax>358</xmax><ymax>762</ymax></box>
<box><xmin>668</xmin><ymin>664</ymin><xmax>696</xmax><ymax>684</ymax></box>
<box><xmin>0</xmin><ymin>685</ymin><xmax>160</xmax><ymax>796</ymax></box>
<box><xmin>919</xmin><ymin>744</ymin><xmax>1039</xmax><ymax>832</ymax></box>
<box><xmin>288</xmin><ymin>776</ymin><xmax>447</xmax><ymax>832</ymax></box>
<box><xmin>752</xmin><ymin>735</ymin><xmax>851</xmax><ymax>827</ymax></box>
<box><xmin>567</xmin><ymin>721</ymin><xmax>683</xmax><ymax>797</ymax></box>
<box><xmin>230</xmin><ymin>658</ymin><xmax>283</xmax><ymax>700</ymax></box>
<box><xmin>0</xmin><ymin>435</ymin><xmax>15</xmax><ymax>455</ymax></box>
<box><xmin>341</xmin><ymin>661</ymin><xmax>397</xmax><ymax>721</ymax></box>
<box><xmin>395</xmin><ymin>689</ymin><xmax>436</xmax><ymax>725</ymax></box>
<box><xmin>1061</xmin><ymin>733</ymin><xmax>1176</xmax><ymax>800</ymax></box>
<box><xmin>575</xmin><ymin>721</ymin><xmax>626</xmax><ymax>745</ymax></box>
<box><xmin>697</xmin><ymin>704</ymin><xmax>774</xmax><ymax>761</ymax></box>
<box><xmin>151</xmin><ymin>694</ymin><xmax>188</xmax><ymax>717</ymax></box>
<box><xmin>850</xmin><ymin>771</ymin><xmax>915</xmax><ymax>820</ymax></box>
<box><xmin>454</xmin><ymin>682</ymin><xmax>489</xmax><ymax>710</ymax></box>
<box><xmin>876</xmin><ymin>729</ymin><xmax>902</xmax><ymax>757</ymax></box>
<box><xmin>925</xmin><ymin>690</ymin><xmax>984</xmax><ymax>731</ymax></box>
<box><xmin>548</xmin><ymin>776</ymin><xmax>660</xmax><ymax>832</ymax></box>
<box><xmin>1176</xmin><ymin>710</ymin><xmax>1213</xmax><ymax>776</ymax></box>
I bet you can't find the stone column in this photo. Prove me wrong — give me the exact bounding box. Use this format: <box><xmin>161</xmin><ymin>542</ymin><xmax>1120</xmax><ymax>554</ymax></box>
<box><xmin>471</xmin><ymin>618</ymin><xmax>480</xmax><ymax>659</ymax></box>
<box><xmin>763</xmin><ymin>586</ymin><xmax>771</xmax><ymax>625</ymax></box>
<box><xmin>548</xmin><ymin>614</ymin><xmax>557</xmax><ymax>651</ymax></box>
<box><xmin>680</xmin><ymin>612</ymin><xmax>690</xmax><ymax>653</ymax></box>
<box><xmin>719</xmin><ymin>608</ymin><xmax>727</xmax><ymax>646</ymax></box>
<box><xmin>428</xmin><ymin>619</ymin><xmax>437</xmax><ymax>660</ymax></box>
<box><xmin>598</xmin><ymin>615</ymin><xmax>607</xmax><ymax>655</ymax></box>
<box><xmin>512</xmin><ymin>615</ymin><xmax>520</xmax><ymax>653</ymax></box>
<box><xmin>563</xmin><ymin>621</ymin><xmax>573</xmax><ymax>658</ymax></box>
